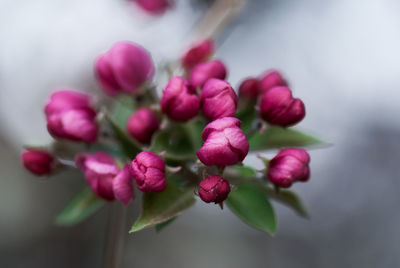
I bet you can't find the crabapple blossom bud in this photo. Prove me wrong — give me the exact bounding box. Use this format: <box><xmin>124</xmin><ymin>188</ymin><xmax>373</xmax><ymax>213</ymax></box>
<box><xmin>21</xmin><ymin>148</ymin><xmax>55</xmax><ymax>176</ymax></box>
<box><xmin>95</xmin><ymin>41</ymin><xmax>154</xmax><ymax>95</ymax></box>
<box><xmin>113</xmin><ymin>165</ymin><xmax>135</xmax><ymax>205</ymax></box>
<box><xmin>130</xmin><ymin>151</ymin><xmax>167</xmax><ymax>192</ymax></box>
<box><xmin>75</xmin><ymin>152</ymin><xmax>134</xmax><ymax>204</ymax></box>
<box><xmin>259</xmin><ymin>86</ymin><xmax>305</xmax><ymax>127</ymax></box>
<box><xmin>134</xmin><ymin>0</ymin><xmax>172</xmax><ymax>15</ymax></box>
<box><xmin>182</xmin><ymin>39</ymin><xmax>214</xmax><ymax>70</ymax></box>
<box><xmin>161</xmin><ymin>76</ymin><xmax>200</xmax><ymax>121</ymax></box>
<box><xmin>201</xmin><ymin>78</ymin><xmax>237</xmax><ymax>121</ymax></box>
<box><xmin>238</xmin><ymin>78</ymin><xmax>260</xmax><ymax>100</ymax></box>
<box><xmin>127</xmin><ymin>108</ymin><xmax>159</xmax><ymax>144</ymax></box>
<box><xmin>259</xmin><ymin>70</ymin><xmax>288</xmax><ymax>94</ymax></box>
<box><xmin>189</xmin><ymin>60</ymin><xmax>227</xmax><ymax>88</ymax></box>
<box><xmin>197</xmin><ymin>117</ymin><xmax>249</xmax><ymax>166</ymax></box>
<box><xmin>198</xmin><ymin>175</ymin><xmax>230</xmax><ymax>203</ymax></box>
<box><xmin>267</xmin><ymin>148</ymin><xmax>310</xmax><ymax>188</ymax></box>
<box><xmin>45</xmin><ymin>90</ymin><xmax>98</xmax><ymax>143</ymax></box>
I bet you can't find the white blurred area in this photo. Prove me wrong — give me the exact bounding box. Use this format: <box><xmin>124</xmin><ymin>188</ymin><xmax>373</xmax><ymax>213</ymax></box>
<box><xmin>1</xmin><ymin>0</ymin><xmax>400</xmax><ymax>267</ymax></box>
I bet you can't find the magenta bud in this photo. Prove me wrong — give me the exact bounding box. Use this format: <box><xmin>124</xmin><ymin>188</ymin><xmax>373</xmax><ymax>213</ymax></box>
<box><xmin>238</xmin><ymin>78</ymin><xmax>260</xmax><ymax>100</ymax></box>
<box><xmin>181</xmin><ymin>39</ymin><xmax>214</xmax><ymax>70</ymax></box>
<box><xmin>134</xmin><ymin>0</ymin><xmax>172</xmax><ymax>15</ymax></box>
<box><xmin>95</xmin><ymin>41</ymin><xmax>154</xmax><ymax>95</ymax></box>
<box><xmin>113</xmin><ymin>165</ymin><xmax>135</xmax><ymax>205</ymax></box>
<box><xmin>130</xmin><ymin>151</ymin><xmax>167</xmax><ymax>192</ymax></box>
<box><xmin>259</xmin><ymin>70</ymin><xmax>288</xmax><ymax>95</ymax></box>
<box><xmin>267</xmin><ymin>148</ymin><xmax>310</xmax><ymax>188</ymax></box>
<box><xmin>201</xmin><ymin>78</ymin><xmax>238</xmax><ymax>121</ymax></box>
<box><xmin>189</xmin><ymin>60</ymin><xmax>227</xmax><ymax>88</ymax></box>
<box><xmin>198</xmin><ymin>175</ymin><xmax>231</xmax><ymax>203</ymax></box>
<box><xmin>45</xmin><ymin>90</ymin><xmax>98</xmax><ymax>143</ymax></box>
<box><xmin>127</xmin><ymin>108</ymin><xmax>159</xmax><ymax>144</ymax></box>
<box><xmin>161</xmin><ymin>76</ymin><xmax>200</xmax><ymax>121</ymax></box>
<box><xmin>259</xmin><ymin>86</ymin><xmax>305</xmax><ymax>127</ymax></box>
<box><xmin>21</xmin><ymin>148</ymin><xmax>55</xmax><ymax>176</ymax></box>
<box><xmin>197</xmin><ymin>117</ymin><xmax>249</xmax><ymax>166</ymax></box>
<box><xmin>75</xmin><ymin>152</ymin><xmax>134</xmax><ymax>204</ymax></box>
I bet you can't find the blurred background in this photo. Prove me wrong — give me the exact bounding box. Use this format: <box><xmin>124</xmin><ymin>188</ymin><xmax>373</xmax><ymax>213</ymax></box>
<box><xmin>1</xmin><ymin>0</ymin><xmax>400</xmax><ymax>267</ymax></box>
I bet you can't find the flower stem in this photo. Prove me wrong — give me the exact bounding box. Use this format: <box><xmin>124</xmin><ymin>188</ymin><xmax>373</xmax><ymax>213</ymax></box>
<box><xmin>102</xmin><ymin>203</ymin><xmax>127</xmax><ymax>268</ymax></box>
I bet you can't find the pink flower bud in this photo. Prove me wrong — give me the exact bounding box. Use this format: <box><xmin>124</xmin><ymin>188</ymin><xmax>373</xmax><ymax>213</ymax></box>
<box><xmin>130</xmin><ymin>151</ymin><xmax>167</xmax><ymax>192</ymax></box>
<box><xmin>198</xmin><ymin>175</ymin><xmax>231</xmax><ymax>203</ymax></box>
<box><xmin>127</xmin><ymin>108</ymin><xmax>159</xmax><ymax>144</ymax></box>
<box><xmin>113</xmin><ymin>165</ymin><xmax>135</xmax><ymax>205</ymax></box>
<box><xmin>95</xmin><ymin>41</ymin><xmax>154</xmax><ymax>95</ymax></box>
<box><xmin>181</xmin><ymin>39</ymin><xmax>214</xmax><ymax>70</ymax></box>
<box><xmin>161</xmin><ymin>76</ymin><xmax>200</xmax><ymax>121</ymax></box>
<box><xmin>76</xmin><ymin>152</ymin><xmax>134</xmax><ymax>204</ymax></box>
<box><xmin>259</xmin><ymin>70</ymin><xmax>288</xmax><ymax>94</ymax></box>
<box><xmin>45</xmin><ymin>90</ymin><xmax>98</xmax><ymax>143</ymax></box>
<box><xmin>134</xmin><ymin>0</ymin><xmax>172</xmax><ymax>15</ymax></box>
<box><xmin>267</xmin><ymin>148</ymin><xmax>310</xmax><ymax>188</ymax></box>
<box><xmin>189</xmin><ymin>60</ymin><xmax>227</xmax><ymax>88</ymax></box>
<box><xmin>259</xmin><ymin>86</ymin><xmax>305</xmax><ymax>127</ymax></box>
<box><xmin>21</xmin><ymin>148</ymin><xmax>55</xmax><ymax>176</ymax></box>
<box><xmin>238</xmin><ymin>77</ymin><xmax>260</xmax><ymax>100</ymax></box>
<box><xmin>201</xmin><ymin>78</ymin><xmax>238</xmax><ymax>121</ymax></box>
<box><xmin>197</xmin><ymin>117</ymin><xmax>249</xmax><ymax>166</ymax></box>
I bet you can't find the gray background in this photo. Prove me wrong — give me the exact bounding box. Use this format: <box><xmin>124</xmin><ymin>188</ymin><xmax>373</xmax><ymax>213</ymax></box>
<box><xmin>1</xmin><ymin>0</ymin><xmax>400</xmax><ymax>267</ymax></box>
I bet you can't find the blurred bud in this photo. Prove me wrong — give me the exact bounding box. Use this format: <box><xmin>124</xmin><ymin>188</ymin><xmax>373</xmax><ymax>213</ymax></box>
<box><xmin>95</xmin><ymin>41</ymin><xmax>154</xmax><ymax>95</ymax></box>
<box><xmin>113</xmin><ymin>165</ymin><xmax>135</xmax><ymax>205</ymax></box>
<box><xmin>45</xmin><ymin>90</ymin><xmax>98</xmax><ymax>143</ymax></box>
<box><xmin>197</xmin><ymin>117</ymin><xmax>249</xmax><ymax>166</ymax></box>
<box><xmin>259</xmin><ymin>86</ymin><xmax>305</xmax><ymax>127</ymax></box>
<box><xmin>259</xmin><ymin>70</ymin><xmax>288</xmax><ymax>95</ymax></box>
<box><xmin>21</xmin><ymin>148</ymin><xmax>55</xmax><ymax>176</ymax></box>
<box><xmin>267</xmin><ymin>148</ymin><xmax>310</xmax><ymax>188</ymax></box>
<box><xmin>238</xmin><ymin>77</ymin><xmax>260</xmax><ymax>100</ymax></box>
<box><xmin>181</xmin><ymin>39</ymin><xmax>214</xmax><ymax>70</ymax></box>
<box><xmin>75</xmin><ymin>152</ymin><xmax>134</xmax><ymax>204</ymax></box>
<box><xmin>198</xmin><ymin>175</ymin><xmax>230</xmax><ymax>203</ymax></box>
<box><xmin>134</xmin><ymin>0</ymin><xmax>172</xmax><ymax>15</ymax></box>
<box><xmin>161</xmin><ymin>76</ymin><xmax>200</xmax><ymax>121</ymax></box>
<box><xmin>189</xmin><ymin>60</ymin><xmax>227</xmax><ymax>88</ymax></box>
<box><xmin>127</xmin><ymin>108</ymin><xmax>159</xmax><ymax>144</ymax></box>
<box><xmin>201</xmin><ymin>78</ymin><xmax>238</xmax><ymax>121</ymax></box>
<box><xmin>130</xmin><ymin>151</ymin><xmax>167</xmax><ymax>192</ymax></box>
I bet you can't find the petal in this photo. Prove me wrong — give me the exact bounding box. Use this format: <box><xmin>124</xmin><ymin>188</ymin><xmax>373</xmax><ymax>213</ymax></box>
<box><xmin>113</xmin><ymin>166</ymin><xmax>134</xmax><ymax>205</ymax></box>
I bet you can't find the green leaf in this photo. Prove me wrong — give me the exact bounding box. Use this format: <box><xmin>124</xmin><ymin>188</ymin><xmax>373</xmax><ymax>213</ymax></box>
<box><xmin>130</xmin><ymin>183</ymin><xmax>196</xmax><ymax>233</ymax></box>
<box><xmin>184</xmin><ymin>119</ymin><xmax>207</xmax><ymax>151</ymax></box>
<box><xmin>249</xmin><ymin>126</ymin><xmax>324</xmax><ymax>152</ymax></box>
<box><xmin>155</xmin><ymin>217</ymin><xmax>177</xmax><ymax>232</ymax></box>
<box><xmin>55</xmin><ymin>187</ymin><xmax>105</xmax><ymax>226</ymax></box>
<box><xmin>236</xmin><ymin>106</ymin><xmax>258</xmax><ymax>135</ymax></box>
<box><xmin>227</xmin><ymin>164</ymin><xmax>258</xmax><ymax>178</ymax></box>
<box><xmin>226</xmin><ymin>183</ymin><xmax>277</xmax><ymax>235</ymax></box>
<box><xmin>112</xmin><ymin>95</ymin><xmax>136</xmax><ymax>129</ymax></box>
<box><xmin>265</xmin><ymin>188</ymin><xmax>309</xmax><ymax>218</ymax></box>
<box><xmin>106</xmin><ymin>114</ymin><xmax>142</xmax><ymax>159</ymax></box>
<box><xmin>150</xmin><ymin>124</ymin><xmax>197</xmax><ymax>161</ymax></box>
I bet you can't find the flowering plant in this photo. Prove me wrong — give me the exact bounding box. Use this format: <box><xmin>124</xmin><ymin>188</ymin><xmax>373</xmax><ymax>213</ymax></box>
<box><xmin>21</xmin><ymin>38</ymin><xmax>324</xmax><ymax>238</ymax></box>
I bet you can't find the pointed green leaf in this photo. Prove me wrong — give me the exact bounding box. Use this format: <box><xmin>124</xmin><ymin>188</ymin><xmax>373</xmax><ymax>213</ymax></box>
<box><xmin>111</xmin><ymin>95</ymin><xmax>136</xmax><ymax>129</ymax></box>
<box><xmin>155</xmin><ymin>217</ymin><xmax>177</xmax><ymax>232</ymax></box>
<box><xmin>226</xmin><ymin>183</ymin><xmax>277</xmax><ymax>235</ymax></box>
<box><xmin>130</xmin><ymin>183</ymin><xmax>196</xmax><ymax>233</ymax></box>
<box><xmin>236</xmin><ymin>106</ymin><xmax>258</xmax><ymax>135</ymax></box>
<box><xmin>249</xmin><ymin>126</ymin><xmax>324</xmax><ymax>152</ymax></box>
<box><xmin>106</xmin><ymin>114</ymin><xmax>142</xmax><ymax>159</ymax></box>
<box><xmin>265</xmin><ymin>188</ymin><xmax>309</xmax><ymax>218</ymax></box>
<box><xmin>150</xmin><ymin>124</ymin><xmax>197</xmax><ymax>161</ymax></box>
<box><xmin>227</xmin><ymin>164</ymin><xmax>258</xmax><ymax>178</ymax></box>
<box><xmin>55</xmin><ymin>187</ymin><xmax>105</xmax><ymax>226</ymax></box>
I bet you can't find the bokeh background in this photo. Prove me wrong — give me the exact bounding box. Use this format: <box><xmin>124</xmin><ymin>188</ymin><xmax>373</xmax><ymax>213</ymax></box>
<box><xmin>1</xmin><ymin>0</ymin><xmax>400</xmax><ymax>267</ymax></box>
